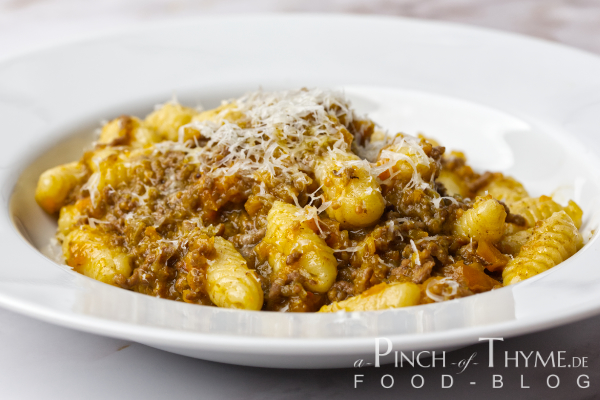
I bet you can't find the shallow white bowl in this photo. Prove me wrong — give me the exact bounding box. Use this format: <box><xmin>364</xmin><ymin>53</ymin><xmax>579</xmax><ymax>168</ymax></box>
<box><xmin>2</xmin><ymin>15</ymin><xmax>600</xmax><ymax>368</ymax></box>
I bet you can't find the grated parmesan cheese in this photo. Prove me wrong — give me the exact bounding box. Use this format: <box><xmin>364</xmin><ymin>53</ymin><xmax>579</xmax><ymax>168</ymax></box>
<box><xmin>425</xmin><ymin>278</ymin><xmax>460</xmax><ymax>302</ymax></box>
<box><xmin>410</xmin><ymin>239</ymin><xmax>421</xmax><ymax>266</ymax></box>
<box><xmin>431</xmin><ymin>196</ymin><xmax>460</xmax><ymax>208</ymax></box>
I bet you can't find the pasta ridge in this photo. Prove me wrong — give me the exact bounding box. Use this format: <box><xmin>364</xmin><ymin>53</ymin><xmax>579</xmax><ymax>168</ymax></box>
<box><xmin>503</xmin><ymin>211</ymin><xmax>582</xmax><ymax>285</ymax></box>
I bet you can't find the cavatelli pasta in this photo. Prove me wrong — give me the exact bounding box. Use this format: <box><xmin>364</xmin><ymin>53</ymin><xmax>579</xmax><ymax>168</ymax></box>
<box><xmin>83</xmin><ymin>150</ymin><xmax>131</xmax><ymax>202</ymax></box>
<box><xmin>192</xmin><ymin>102</ymin><xmax>246</xmax><ymax>125</ymax></box>
<box><xmin>510</xmin><ymin>196</ymin><xmax>583</xmax><ymax>229</ymax></box>
<box><xmin>374</xmin><ymin>134</ymin><xmax>438</xmax><ymax>188</ymax></box>
<box><xmin>57</xmin><ymin>203</ymin><xmax>84</xmax><ymax>237</ymax></box>
<box><xmin>98</xmin><ymin>116</ymin><xmax>161</xmax><ymax>148</ymax></box>
<box><xmin>476</xmin><ymin>174</ymin><xmax>529</xmax><ymax>205</ymax></box>
<box><xmin>314</xmin><ymin>151</ymin><xmax>385</xmax><ymax>228</ymax></box>
<box><xmin>436</xmin><ymin>169</ymin><xmax>469</xmax><ymax>198</ymax></box>
<box><xmin>35</xmin><ymin>161</ymin><xmax>89</xmax><ymax>214</ymax></box>
<box><xmin>83</xmin><ymin>147</ymin><xmax>155</xmax><ymax>203</ymax></box>
<box><xmin>454</xmin><ymin>196</ymin><xmax>507</xmax><ymax>243</ymax></box>
<box><xmin>502</xmin><ymin>211</ymin><xmax>583</xmax><ymax>285</ymax></box>
<box><xmin>144</xmin><ymin>102</ymin><xmax>199</xmax><ymax>142</ymax></box>
<box><xmin>207</xmin><ymin>236</ymin><xmax>264</xmax><ymax>311</ymax></box>
<box><xmin>255</xmin><ymin>201</ymin><xmax>338</xmax><ymax>293</ymax></box>
<box><xmin>319</xmin><ymin>282</ymin><xmax>421</xmax><ymax>312</ymax></box>
<box><xmin>63</xmin><ymin>225</ymin><xmax>132</xmax><ymax>285</ymax></box>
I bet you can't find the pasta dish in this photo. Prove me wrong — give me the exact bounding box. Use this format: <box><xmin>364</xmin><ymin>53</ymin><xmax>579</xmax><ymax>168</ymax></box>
<box><xmin>35</xmin><ymin>89</ymin><xmax>584</xmax><ymax>312</ymax></box>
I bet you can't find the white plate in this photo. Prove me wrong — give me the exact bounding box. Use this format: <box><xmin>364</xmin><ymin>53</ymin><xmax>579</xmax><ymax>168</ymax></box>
<box><xmin>2</xmin><ymin>15</ymin><xmax>600</xmax><ymax>369</ymax></box>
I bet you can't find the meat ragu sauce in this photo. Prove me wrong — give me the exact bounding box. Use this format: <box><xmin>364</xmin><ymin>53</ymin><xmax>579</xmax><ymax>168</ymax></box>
<box><xmin>35</xmin><ymin>89</ymin><xmax>584</xmax><ymax>312</ymax></box>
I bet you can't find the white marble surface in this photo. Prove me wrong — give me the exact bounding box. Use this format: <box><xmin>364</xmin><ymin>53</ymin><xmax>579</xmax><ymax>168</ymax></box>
<box><xmin>1</xmin><ymin>305</ymin><xmax>599</xmax><ymax>399</ymax></box>
<box><xmin>1</xmin><ymin>1</ymin><xmax>600</xmax><ymax>398</ymax></box>
<box><xmin>2</xmin><ymin>0</ymin><xmax>600</xmax><ymax>60</ymax></box>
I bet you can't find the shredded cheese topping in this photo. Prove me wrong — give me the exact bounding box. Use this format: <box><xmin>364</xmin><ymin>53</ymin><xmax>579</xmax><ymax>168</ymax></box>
<box><xmin>425</xmin><ymin>278</ymin><xmax>460</xmax><ymax>302</ymax></box>
<box><xmin>160</xmin><ymin>89</ymin><xmax>355</xmax><ymax>182</ymax></box>
<box><xmin>85</xmin><ymin>89</ymin><xmax>443</xmax><ymax>221</ymax></box>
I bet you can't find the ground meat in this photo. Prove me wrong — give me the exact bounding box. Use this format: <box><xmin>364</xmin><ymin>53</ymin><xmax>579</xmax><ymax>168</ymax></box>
<box><xmin>265</xmin><ymin>271</ymin><xmax>325</xmax><ymax>312</ymax></box>
<box><xmin>327</xmin><ymin>281</ymin><xmax>354</xmax><ymax>303</ymax></box>
<box><xmin>53</xmin><ymin>94</ymin><xmax>526</xmax><ymax>313</ymax></box>
<box><xmin>389</xmin><ymin>258</ymin><xmax>435</xmax><ymax>284</ymax></box>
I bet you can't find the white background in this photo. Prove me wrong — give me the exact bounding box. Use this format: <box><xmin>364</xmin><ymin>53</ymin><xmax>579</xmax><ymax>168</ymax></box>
<box><xmin>1</xmin><ymin>1</ymin><xmax>600</xmax><ymax>398</ymax></box>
